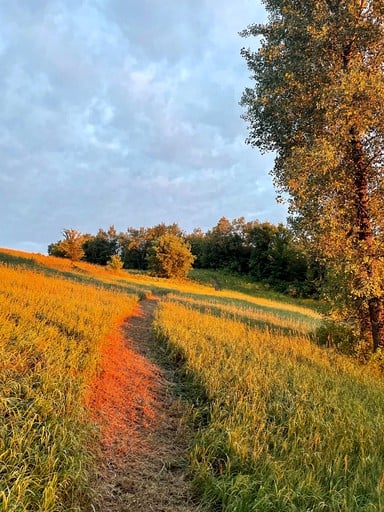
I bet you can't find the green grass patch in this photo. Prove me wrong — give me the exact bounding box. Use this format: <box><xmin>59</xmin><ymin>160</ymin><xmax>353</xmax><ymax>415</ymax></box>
<box><xmin>155</xmin><ymin>300</ymin><xmax>384</xmax><ymax>511</ymax></box>
<box><xmin>190</xmin><ymin>268</ymin><xmax>322</xmax><ymax>312</ymax></box>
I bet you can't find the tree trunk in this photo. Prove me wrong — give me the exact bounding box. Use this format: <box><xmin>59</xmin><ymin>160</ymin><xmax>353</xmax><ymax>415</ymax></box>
<box><xmin>368</xmin><ymin>298</ymin><xmax>384</xmax><ymax>351</ymax></box>
<box><xmin>351</xmin><ymin>131</ymin><xmax>384</xmax><ymax>350</ymax></box>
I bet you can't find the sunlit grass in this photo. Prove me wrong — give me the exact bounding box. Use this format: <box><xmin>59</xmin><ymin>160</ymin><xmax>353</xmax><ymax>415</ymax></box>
<box><xmin>190</xmin><ymin>268</ymin><xmax>321</xmax><ymax>310</ymax></box>
<box><xmin>0</xmin><ymin>262</ymin><xmax>137</xmax><ymax>511</ymax></box>
<box><xmin>166</xmin><ymin>293</ymin><xmax>321</xmax><ymax>336</ymax></box>
<box><xmin>155</xmin><ymin>300</ymin><xmax>384</xmax><ymax>511</ymax></box>
<box><xmin>0</xmin><ymin>248</ymin><xmax>220</xmax><ymax>298</ymax></box>
<box><xmin>4</xmin><ymin>247</ymin><xmax>381</xmax><ymax>511</ymax></box>
<box><xmin>0</xmin><ymin>249</ymin><xmax>322</xmax><ymax>314</ymax></box>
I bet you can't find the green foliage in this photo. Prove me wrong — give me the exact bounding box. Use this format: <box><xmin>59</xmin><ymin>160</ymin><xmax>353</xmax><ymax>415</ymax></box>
<box><xmin>48</xmin><ymin>218</ymin><xmax>318</xmax><ymax>297</ymax></box>
<box><xmin>120</xmin><ymin>223</ymin><xmax>183</xmax><ymax>270</ymax></box>
<box><xmin>120</xmin><ymin>226</ymin><xmax>150</xmax><ymax>270</ymax></box>
<box><xmin>185</xmin><ymin>228</ymin><xmax>205</xmax><ymax>269</ymax></box>
<box><xmin>249</xmin><ymin>222</ymin><xmax>313</xmax><ymax>294</ymax></box>
<box><xmin>201</xmin><ymin>217</ymin><xmax>249</xmax><ymax>272</ymax></box>
<box><xmin>188</xmin><ymin>217</ymin><xmax>317</xmax><ymax>297</ymax></box>
<box><xmin>315</xmin><ymin>319</ymin><xmax>359</xmax><ymax>353</ymax></box>
<box><xmin>83</xmin><ymin>225</ymin><xmax>118</xmax><ymax>265</ymax></box>
<box><xmin>147</xmin><ymin>234</ymin><xmax>195</xmax><ymax>278</ymax></box>
<box><xmin>107</xmin><ymin>253</ymin><xmax>124</xmax><ymax>272</ymax></box>
<box><xmin>241</xmin><ymin>1</ymin><xmax>384</xmax><ymax>350</ymax></box>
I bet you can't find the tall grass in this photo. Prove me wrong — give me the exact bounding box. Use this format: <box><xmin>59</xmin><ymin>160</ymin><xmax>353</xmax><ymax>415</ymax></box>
<box><xmin>0</xmin><ymin>248</ymin><xmax>223</xmax><ymax>300</ymax></box>
<box><xmin>155</xmin><ymin>301</ymin><xmax>384</xmax><ymax>511</ymax></box>
<box><xmin>166</xmin><ymin>293</ymin><xmax>321</xmax><ymax>336</ymax></box>
<box><xmin>5</xmin><ymin>247</ymin><xmax>383</xmax><ymax>510</ymax></box>
<box><xmin>0</xmin><ymin>249</ymin><xmax>319</xmax><ymax>310</ymax></box>
<box><xmin>0</xmin><ymin>262</ymin><xmax>137</xmax><ymax>511</ymax></box>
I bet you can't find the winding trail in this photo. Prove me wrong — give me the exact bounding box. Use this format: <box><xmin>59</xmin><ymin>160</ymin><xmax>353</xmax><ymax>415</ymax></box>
<box><xmin>88</xmin><ymin>298</ymin><xmax>201</xmax><ymax>512</ymax></box>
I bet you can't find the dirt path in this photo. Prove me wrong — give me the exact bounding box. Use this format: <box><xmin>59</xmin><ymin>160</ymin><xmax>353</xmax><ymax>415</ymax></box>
<box><xmin>88</xmin><ymin>298</ymin><xmax>201</xmax><ymax>512</ymax></box>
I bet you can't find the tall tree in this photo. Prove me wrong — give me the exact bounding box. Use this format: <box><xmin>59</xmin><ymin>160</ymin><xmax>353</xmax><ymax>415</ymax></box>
<box><xmin>202</xmin><ymin>217</ymin><xmax>249</xmax><ymax>272</ymax></box>
<box><xmin>241</xmin><ymin>0</ymin><xmax>384</xmax><ymax>350</ymax></box>
<box><xmin>59</xmin><ymin>229</ymin><xmax>86</xmax><ymax>262</ymax></box>
<box><xmin>120</xmin><ymin>223</ymin><xmax>183</xmax><ymax>270</ymax></box>
<box><xmin>83</xmin><ymin>226</ymin><xmax>118</xmax><ymax>265</ymax></box>
<box><xmin>186</xmin><ymin>228</ymin><xmax>206</xmax><ymax>268</ymax></box>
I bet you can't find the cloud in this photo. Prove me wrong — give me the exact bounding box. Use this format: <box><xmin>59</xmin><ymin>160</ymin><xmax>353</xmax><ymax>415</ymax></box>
<box><xmin>0</xmin><ymin>0</ymin><xmax>285</xmax><ymax>254</ymax></box>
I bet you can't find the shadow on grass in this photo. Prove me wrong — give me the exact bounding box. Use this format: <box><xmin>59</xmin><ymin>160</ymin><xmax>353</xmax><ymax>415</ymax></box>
<box><xmin>168</xmin><ymin>295</ymin><xmax>320</xmax><ymax>337</ymax></box>
<box><xmin>0</xmin><ymin>251</ymin><xmax>152</xmax><ymax>297</ymax></box>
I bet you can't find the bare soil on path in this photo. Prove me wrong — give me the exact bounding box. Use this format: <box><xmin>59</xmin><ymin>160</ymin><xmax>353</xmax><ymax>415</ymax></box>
<box><xmin>87</xmin><ymin>298</ymin><xmax>202</xmax><ymax>512</ymax></box>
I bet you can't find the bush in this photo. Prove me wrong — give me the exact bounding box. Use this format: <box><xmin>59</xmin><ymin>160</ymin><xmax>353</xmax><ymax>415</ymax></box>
<box><xmin>147</xmin><ymin>234</ymin><xmax>195</xmax><ymax>278</ymax></box>
<box><xmin>107</xmin><ymin>254</ymin><xmax>124</xmax><ymax>272</ymax></box>
<box><xmin>315</xmin><ymin>319</ymin><xmax>358</xmax><ymax>353</ymax></box>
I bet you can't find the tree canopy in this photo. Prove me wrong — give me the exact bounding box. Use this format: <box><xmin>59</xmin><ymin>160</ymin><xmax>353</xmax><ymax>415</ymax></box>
<box><xmin>241</xmin><ymin>0</ymin><xmax>384</xmax><ymax>351</ymax></box>
<box><xmin>48</xmin><ymin>229</ymin><xmax>86</xmax><ymax>261</ymax></box>
<box><xmin>83</xmin><ymin>226</ymin><xmax>118</xmax><ymax>265</ymax></box>
<box><xmin>48</xmin><ymin>218</ymin><xmax>316</xmax><ymax>294</ymax></box>
<box><xmin>147</xmin><ymin>234</ymin><xmax>195</xmax><ymax>278</ymax></box>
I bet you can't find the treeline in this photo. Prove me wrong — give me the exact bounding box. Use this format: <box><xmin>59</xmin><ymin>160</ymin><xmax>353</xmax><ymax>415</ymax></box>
<box><xmin>187</xmin><ymin>217</ymin><xmax>319</xmax><ymax>297</ymax></box>
<box><xmin>48</xmin><ymin>217</ymin><xmax>320</xmax><ymax>296</ymax></box>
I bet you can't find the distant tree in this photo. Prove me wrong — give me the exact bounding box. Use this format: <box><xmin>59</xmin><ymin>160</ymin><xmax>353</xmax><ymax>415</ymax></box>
<box><xmin>248</xmin><ymin>222</ymin><xmax>279</xmax><ymax>281</ymax></box>
<box><xmin>48</xmin><ymin>229</ymin><xmax>86</xmax><ymax>261</ymax></box>
<box><xmin>202</xmin><ymin>217</ymin><xmax>248</xmax><ymax>272</ymax></box>
<box><xmin>121</xmin><ymin>223</ymin><xmax>184</xmax><ymax>270</ymax></box>
<box><xmin>241</xmin><ymin>1</ymin><xmax>384</xmax><ymax>350</ymax></box>
<box><xmin>59</xmin><ymin>229</ymin><xmax>85</xmax><ymax>261</ymax></box>
<box><xmin>83</xmin><ymin>225</ymin><xmax>118</xmax><ymax>265</ymax></box>
<box><xmin>147</xmin><ymin>234</ymin><xmax>195</xmax><ymax>278</ymax></box>
<box><xmin>267</xmin><ymin>225</ymin><xmax>308</xmax><ymax>285</ymax></box>
<box><xmin>48</xmin><ymin>241</ymin><xmax>67</xmax><ymax>258</ymax></box>
<box><xmin>247</xmin><ymin>222</ymin><xmax>309</xmax><ymax>292</ymax></box>
<box><xmin>186</xmin><ymin>228</ymin><xmax>206</xmax><ymax>268</ymax></box>
<box><xmin>147</xmin><ymin>222</ymin><xmax>183</xmax><ymax>240</ymax></box>
<box><xmin>120</xmin><ymin>227</ymin><xmax>151</xmax><ymax>270</ymax></box>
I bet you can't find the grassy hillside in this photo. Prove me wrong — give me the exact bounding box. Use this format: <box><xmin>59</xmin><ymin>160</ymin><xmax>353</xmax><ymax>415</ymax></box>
<box><xmin>155</xmin><ymin>299</ymin><xmax>384</xmax><ymax>511</ymax></box>
<box><xmin>1</xmin><ymin>248</ymin><xmax>384</xmax><ymax>511</ymax></box>
<box><xmin>0</xmin><ymin>251</ymin><xmax>138</xmax><ymax>511</ymax></box>
<box><xmin>190</xmin><ymin>268</ymin><xmax>322</xmax><ymax>310</ymax></box>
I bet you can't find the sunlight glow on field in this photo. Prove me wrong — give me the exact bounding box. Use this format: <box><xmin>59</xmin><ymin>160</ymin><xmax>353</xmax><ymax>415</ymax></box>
<box><xmin>0</xmin><ymin>260</ymin><xmax>137</xmax><ymax>511</ymax></box>
<box><xmin>155</xmin><ymin>300</ymin><xmax>384</xmax><ymax>511</ymax></box>
<box><xmin>2</xmin><ymin>247</ymin><xmax>384</xmax><ymax>511</ymax></box>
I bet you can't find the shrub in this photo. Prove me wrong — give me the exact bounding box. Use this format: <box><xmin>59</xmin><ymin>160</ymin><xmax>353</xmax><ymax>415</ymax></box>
<box><xmin>147</xmin><ymin>234</ymin><xmax>195</xmax><ymax>278</ymax></box>
<box><xmin>107</xmin><ymin>254</ymin><xmax>124</xmax><ymax>272</ymax></box>
<box><xmin>315</xmin><ymin>319</ymin><xmax>358</xmax><ymax>353</ymax></box>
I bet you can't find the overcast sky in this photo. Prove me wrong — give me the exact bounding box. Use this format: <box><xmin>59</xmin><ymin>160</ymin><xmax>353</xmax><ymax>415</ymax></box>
<box><xmin>0</xmin><ymin>0</ymin><xmax>287</xmax><ymax>254</ymax></box>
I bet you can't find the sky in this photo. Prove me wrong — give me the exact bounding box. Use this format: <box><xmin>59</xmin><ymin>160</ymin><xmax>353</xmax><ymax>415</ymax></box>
<box><xmin>0</xmin><ymin>0</ymin><xmax>287</xmax><ymax>254</ymax></box>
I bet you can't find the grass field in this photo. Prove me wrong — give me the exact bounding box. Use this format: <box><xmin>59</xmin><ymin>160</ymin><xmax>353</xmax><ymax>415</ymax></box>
<box><xmin>0</xmin><ymin>255</ymin><xmax>138</xmax><ymax>511</ymax></box>
<box><xmin>154</xmin><ymin>299</ymin><xmax>384</xmax><ymax>511</ymax></box>
<box><xmin>1</xmin><ymin>248</ymin><xmax>384</xmax><ymax>511</ymax></box>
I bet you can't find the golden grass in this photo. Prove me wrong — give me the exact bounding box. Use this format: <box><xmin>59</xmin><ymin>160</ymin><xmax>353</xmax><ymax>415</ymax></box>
<box><xmin>5</xmin><ymin>247</ymin><xmax>381</xmax><ymax>511</ymax></box>
<box><xmin>155</xmin><ymin>300</ymin><xmax>384</xmax><ymax>511</ymax></box>
<box><xmin>165</xmin><ymin>293</ymin><xmax>320</xmax><ymax>336</ymax></box>
<box><xmin>0</xmin><ymin>248</ymin><xmax>322</xmax><ymax>313</ymax></box>
<box><xmin>0</xmin><ymin>262</ymin><xmax>137</xmax><ymax>511</ymax></box>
